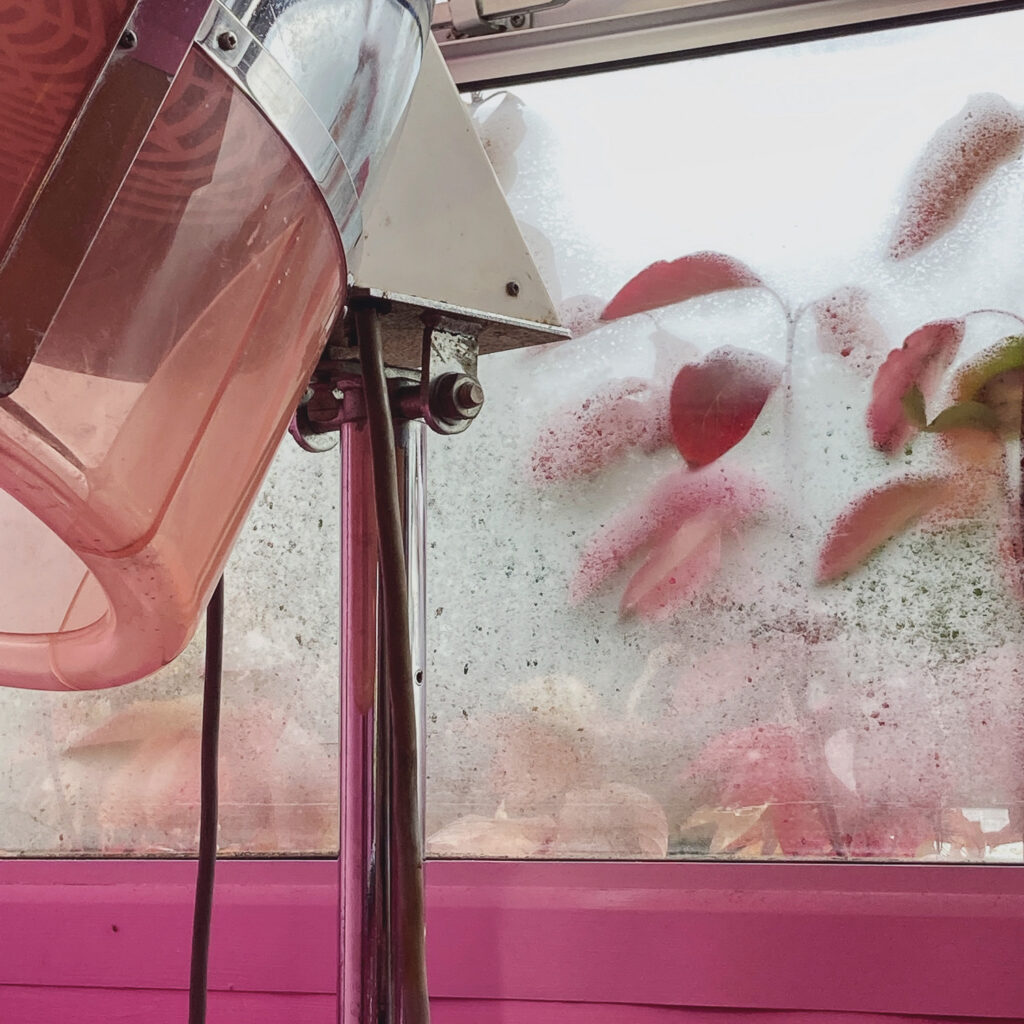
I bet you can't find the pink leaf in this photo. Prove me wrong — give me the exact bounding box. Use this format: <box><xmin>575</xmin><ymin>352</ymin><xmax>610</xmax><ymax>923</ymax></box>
<box><xmin>529</xmin><ymin>378</ymin><xmax>671</xmax><ymax>483</ymax></box>
<box><xmin>817</xmin><ymin>475</ymin><xmax>956</xmax><ymax>582</ymax></box>
<box><xmin>620</xmin><ymin>512</ymin><xmax>722</xmax><ymax>620</ymax></box>
<box><xmin>66</xmin><ymin>699</ymin><xmax>199</xmax><ymax>749</ymax></box>
<box><xmin>811</xmin><ymin>286</ymin><xmax>889</xmax><ymax>375</ymax></box>
<box><xmin>670</xmin><ymin>346</ymin><xmax>783</xmax><ymax>468</ymax></box>
<box><xmin>601</xmin><ymin>252</ymin><xmax>762</xmax><ymax>321</ymax></box>
<box><xmin>867</xmin><ymin>319</ymin><xmax>965</xmax><ymax>453</ymax></box>
<box><xmin>689</xmin><ymin>724</ymin><xmax>818</xmax><ymax>807</ymax></box>
<box><xmin>571</xmin><ymin>465</ymin><xmax>766</xmax><ymax>603</ymax></box>
<box><xmin>65</xmin><ymin>699</ymin><xmax>331</xmax><ymax>854</ymax></box>
<box><xmin>890</xmin><ymin>93</ymin><xmax>1024</xmax><ymax>259</ymax></box>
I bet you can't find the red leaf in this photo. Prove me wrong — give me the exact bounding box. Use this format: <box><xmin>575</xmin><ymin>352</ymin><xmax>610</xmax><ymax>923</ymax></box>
<box><xmin>817</xmin><ymin>475</ymin><xmax>956</xmax><ymax>582</ymax></box>
<box><xmin>670</xmin><ymin>346</ymin><xmax>782</xmax><ymax>468</ymax></box>
<box><xmin>890</xmin><ymin>93</ymin><xmax>1024</xmax><ymax>259</ymax></box>
<box><xmin>619</xmin><ymin>512</ymin><xmax>722</xmax><ymax>620</ymax></box>
<box><xmin>601</xmin><ymin>252</ymin><xmax>761</xmax><ymax>321</ymax></box>
<box><xmin>866</xmin><ymin>319</ymin><xmax>965</xmax><ymax>453</ymax></box>
<box><xmin>529</xmin><ymin>378</ymin><xmax>670</xmax><ymax>483</ymax></box>
<box><xmin>811</xmin><ymin>286</ymin><xmax>888</xmax><ymax>376</ymax></box>
<box><xmin>571</xmin><ymin>465</ymin><xmax>766</xmax><ymax>603</ymax></box>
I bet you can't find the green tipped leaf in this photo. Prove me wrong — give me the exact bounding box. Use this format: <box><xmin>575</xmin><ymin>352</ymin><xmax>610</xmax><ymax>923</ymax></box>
<box><xmin>951</xmin><ymin>334</ymin><xmax>1024</xmax><ymax>437</ymax></box>
<box><xmin>901</xmin><ymin>385</ymin><xmax>928</xmax><ymax>428</ymax></box>
<box><xmin>953</xmin><ymin>334</ymin><xmax>1024</xmax><ymax>402</ymax></box>
<box><xmin>924</xmin><ymin>401</ymin><xmax>1001</xmax><ymax>434</ymax></box>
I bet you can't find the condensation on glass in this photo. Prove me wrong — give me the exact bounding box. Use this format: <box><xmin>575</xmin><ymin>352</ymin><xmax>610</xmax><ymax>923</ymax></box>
<box><xmin>0</xmin><ymin>438</ymin><xmax>341</xmax><ymax>856</ymax></box>
<box><xmin>426</xmin><ymin>10</ymin><xmax>1024</xmax><ymax>862</ymax></box>
<box><xmin>0</xmin><ymin>27</ymin><xmax>345</xmax><ymax>853</ymax></box>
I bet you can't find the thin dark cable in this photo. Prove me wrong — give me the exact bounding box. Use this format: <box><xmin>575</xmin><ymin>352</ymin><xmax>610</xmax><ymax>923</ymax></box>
<box><xmin>189</xmin><ymin>577</ymin><xmax>224</xmax><ymax>1024</ymax></box>
<box><xmin>354</xmin><ymin>304</ymin><xmax>430</xmax><ymax>1023</ymax></box>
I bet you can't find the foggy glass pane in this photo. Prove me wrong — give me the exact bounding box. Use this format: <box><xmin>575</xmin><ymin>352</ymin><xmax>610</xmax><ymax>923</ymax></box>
<box><xmin>0</xmin><ymin>440</ymin><xmax>339</xmax><ymax>856</ymax></box>
<box><xmin>426</xmin><ymin>10</ymin><xmax>1024</xmax><ymax>861</ymax></box>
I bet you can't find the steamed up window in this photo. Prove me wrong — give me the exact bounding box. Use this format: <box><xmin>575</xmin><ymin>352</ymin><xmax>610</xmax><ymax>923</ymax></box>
<box><xmin>4</xmin><ymin>7</ymin><xmax>1024</xmax><ymax>864</ymax></box>
<box><xmin>425</xmin><ymin>8</ymin><xmax>1024</xmax><ymax>861</ymax></box>
<box><xmin>0</xmin><ymin>441</ymin><xmax>340</xmax><ymax>857</ymax></box>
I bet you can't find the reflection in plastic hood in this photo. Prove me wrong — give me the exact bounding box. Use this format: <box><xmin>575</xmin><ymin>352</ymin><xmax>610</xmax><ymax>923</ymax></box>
<box><xmin>0</xmin><ymin>0</ymin><xmax>429</xmax><ymax>689</ymax></box>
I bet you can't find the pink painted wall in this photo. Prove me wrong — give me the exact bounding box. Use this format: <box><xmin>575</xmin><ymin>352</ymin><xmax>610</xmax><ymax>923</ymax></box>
<box><xmin>2</xmin><ymin>859</ymin><xmax>1023</xmax><ymax>1022</ymax></box>
<box><xmin>2</xmin><ymin>993</ymin><xmax>1016</xmax><ymax>1024</ymax></box>
<box><xmin>434</xmin><ymin>1010</ymin><xmax>1016</xmax><ymax>1024</ymax></box>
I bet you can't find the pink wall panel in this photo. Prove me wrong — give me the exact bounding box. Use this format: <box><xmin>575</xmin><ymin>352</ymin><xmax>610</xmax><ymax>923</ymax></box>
<box><xmin>426</xmin><ymin>861</ymin><xmax>1024</xmax><ymax>1019</ymax></box>
<box><xmin>3</xmin><ymin>858</ymin><xmax>1024</xmax><ymax>1020</ymax></box>
<box><xmin>0</xmin><ymin>860</ymin><xmax>336</xmax><ymax>994</ymax></box>
<box><xmin>432</xmin><ymin>1007</ymin><xmax>1017</xmax><ymax>1024</ymax></box>
<box><xmin>2</xmin><ymin>985</ymin><xmax>334</xmax><ymax>1024</ymax></box>
<box><xmin>9</xmin><ymin>992</ymin><xmax>1010</xmax><ymax>1024</ymax></box>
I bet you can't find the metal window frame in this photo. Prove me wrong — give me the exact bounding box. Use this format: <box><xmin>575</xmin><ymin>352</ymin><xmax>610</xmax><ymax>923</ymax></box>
<box><xmin>434</xmin><ymin>0</ymin><xmax>1024</xmax><ymax>88</ymax></box>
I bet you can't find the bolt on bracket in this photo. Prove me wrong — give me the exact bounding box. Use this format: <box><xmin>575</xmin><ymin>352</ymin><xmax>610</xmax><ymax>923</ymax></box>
<box><xmin>440</xmin><ymin>0</ymin><xmax>570</xmax><ymax>37</ymax></box>
<box><xmin>290</xmin><ymin>303</ymin><xmax>485</xmax><ymax>450</ymax></box>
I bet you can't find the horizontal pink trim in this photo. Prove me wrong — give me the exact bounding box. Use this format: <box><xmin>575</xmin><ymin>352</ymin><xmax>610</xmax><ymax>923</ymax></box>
<box><xmin>425</xmin><ymin>860</ymin><xmax>1024</xmax><ymax>1018</ymax></box>
<box><xmin>0</xmin><ymin>859</ymin><xmax>336</xmax><ymax>993</ymax></box>
<box><xmin>3</xmin><ymin>858</ymin><xmax>1024</xmax><ymax>1018</ymax></box>
<box><xmin>9</xmin><ymin>991</ymin><xmax>1007</xmax><ymax>1024</ymax></box>
<box><xmin>0</xmin><ymin>857</ymin><xmax>327</xmax><ymax>886</ymax></box>
<box><xmin>426</xmin><ymin>857</ymin><xmax>1024</xmax><ymax>896</ymax></box>
<box><xmin>430</xmin><ymin>1005</ymin><xmax>1014</xmax><ymax>1024</ymax></box>
<box><xmin>1</xmin><ymin>985</ymin><xmax>334</xmax><ymax>1024</ymax></box>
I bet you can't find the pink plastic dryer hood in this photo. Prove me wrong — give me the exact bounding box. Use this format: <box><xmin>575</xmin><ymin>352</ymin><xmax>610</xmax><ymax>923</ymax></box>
<box><xmin>0</xmin><ymin>0</ymin><xmax>431</xmax><ymax>690</ymax></box>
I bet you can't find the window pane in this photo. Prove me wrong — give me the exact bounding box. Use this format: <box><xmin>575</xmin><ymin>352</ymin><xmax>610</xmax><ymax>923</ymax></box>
<box><xmin>426</xmin><ymin>10</ymin><xmax>1024</xmax><ymax>861</ymax></box>
<box><xmin>0</xmin><ymin>440</ymin><xmax>339</xmax><ymax>856</ymax></box>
